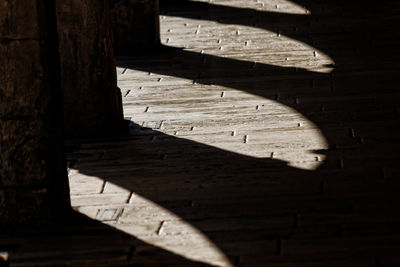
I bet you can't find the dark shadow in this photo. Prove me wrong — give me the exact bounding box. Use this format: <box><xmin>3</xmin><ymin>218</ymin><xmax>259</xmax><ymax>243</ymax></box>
<box><xmin>67</xmin><ymin>0</ymin><xmax>400</xmax><ymax>265</ymax></box>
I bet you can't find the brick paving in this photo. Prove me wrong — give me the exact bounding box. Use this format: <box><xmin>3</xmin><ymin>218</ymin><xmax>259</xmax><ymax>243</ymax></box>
<box><xmin>3</xmin><ymin>0</ymin><xmax>400</xmax><ymax>266</ymax></box>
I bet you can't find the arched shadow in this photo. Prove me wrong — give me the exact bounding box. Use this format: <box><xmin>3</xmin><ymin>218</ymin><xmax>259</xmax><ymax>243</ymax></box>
<box><xmin>68</xmin><ymin>0</ymin><xmax>400</xmax><ymax>265</ymax></box>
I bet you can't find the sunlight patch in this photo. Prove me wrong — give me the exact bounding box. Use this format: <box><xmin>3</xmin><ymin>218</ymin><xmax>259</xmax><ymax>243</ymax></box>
<box><xmin>160</xmin><ymin>19</ymin><xmax>335</xmax><ymax>73</ymax></box>
<box><xmin>127</xmin><ymin>89</ymin><xmax>328</xmax><ymax>171</ymax></box>
<box><xmin>192</xmin><ymin>0</ymin><xmax>311</xmax><ymax>14</ymax></box>
<box><xmin>70</xmin><ymin>179</ymin><xmax>234</xmax><ymax>267</ymax></box>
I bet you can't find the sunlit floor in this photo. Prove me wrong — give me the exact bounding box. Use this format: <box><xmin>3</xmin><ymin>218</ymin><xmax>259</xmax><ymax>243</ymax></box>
<box><xmin>72</xmin><ymin>1</ymin><xmax>334</xmax><ymax>265</ymax></box>
<box><xmin>66</xmin><ymin>1</ymin><xmax>400</xmax><ymax>266</ymax></box>
<box><xmin>4</xmin><ymin>0</ymin><xmax>399</xmax><ymax>266</ymax></box>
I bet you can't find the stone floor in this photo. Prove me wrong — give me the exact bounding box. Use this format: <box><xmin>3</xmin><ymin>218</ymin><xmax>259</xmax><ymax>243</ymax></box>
<box><xmin>3</xmin><ymin>0</ymin><xmax>400</xmax><ymax>266</ymax></box>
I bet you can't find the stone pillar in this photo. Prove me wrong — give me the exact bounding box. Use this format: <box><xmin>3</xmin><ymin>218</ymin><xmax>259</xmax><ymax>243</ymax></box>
<box><xmin>56</xmin><ymin>0</ymin><xmax>125</xmax><ymax>138</ymax></box>
<box><xmin>0</xmin><ymin>0</ymin><xmax>71</xmax><ymax>225</ymax></box>
<box><xmin>111</xmin><ymin>0</ymin><xmax>160</xmax><ymax>53</ymax></box>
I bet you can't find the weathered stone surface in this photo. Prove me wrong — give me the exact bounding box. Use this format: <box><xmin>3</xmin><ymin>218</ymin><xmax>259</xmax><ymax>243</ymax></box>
<box><xmin>0</xmin><ymin>41</ymin><xmax>46</xmax><ymax>118</ymax></box>
<box><xmin>0</xmin><ymin>119</ymin><xmax>46</xmax><ymax>187</ymax></box>
<box><xmin>56</xmin><ymin>0</ymin><xmax>124</xmax><ymax>138</ymax></box>
<box><xmin>111</xmin><ymin>0</ymin><xmax>160</xmax><ymax>53</ymax></box>
<box><xmin>0</xmin><ymin>0</ymin><xmax>70</xmax><ymax>225</ymax></box>
<box><xmin>0</xmin><ymin>0</ymin><xmax>41</xmax><ymax>39</ymax></box>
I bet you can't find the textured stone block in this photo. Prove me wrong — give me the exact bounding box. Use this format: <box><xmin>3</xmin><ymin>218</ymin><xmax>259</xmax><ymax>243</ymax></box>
<box><xmin>0</xmin><ymin>120</ymin><xmax>45</xmax><ymax>187</ymax></box>
<box><xmin>0</xmin><ymin>0</ymin><xmax>41</xmax><ymax>39</ymax></box>
<box><xmin>111</xmin><ymin>0</ymin><xmax>160</xmax><ymax>52</ymax></box>
<box><xmin>0</xmin><ymin>0</ymin><xmax>70</xmax><ymax>226</ymax></box>
<box><xmin>56</xmin><ymin>0</ymin><xmax>124</xmax><ymax>137</ymax></box>
<box><xmin>0</xmin><ymin>40</ymin><xmax>46</xmax><ymax>118</ymax></box>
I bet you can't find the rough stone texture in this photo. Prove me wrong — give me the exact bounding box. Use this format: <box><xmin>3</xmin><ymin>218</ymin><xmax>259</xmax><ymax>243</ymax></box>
<box><xmin>0</xmin><ymin>0</ymin><xmax>40</xmax><ymax>40</ymax></box>
<box><xmin>110</xmin><ymin>0</ymin><xmax>160</xmax><ymax>53</ymax></box>
<box><xmin>0</xmin><ymin>0</ymin><xmax>70</xmax><ymax>225</ymax></box>
<box><xmin>56</xmin><ymin>0</ymin><xmax>124</xmax><ymax>138</ymax></box>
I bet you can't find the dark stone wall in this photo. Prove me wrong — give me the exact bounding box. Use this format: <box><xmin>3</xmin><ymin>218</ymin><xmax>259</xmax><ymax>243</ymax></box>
<box><xmin>111</xmin><ymin>0</ymin><xmax>160</xmax><ymax>53</ymax></box>
<box><xmin>0</xmin><ymin>0</ymin><xmax>70</xmax><ymax>225</ymax></box>
<box><xmin>56</xmin><ymin>0</ymin><xmax>124</xmax><ymax>138</ymax></box>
